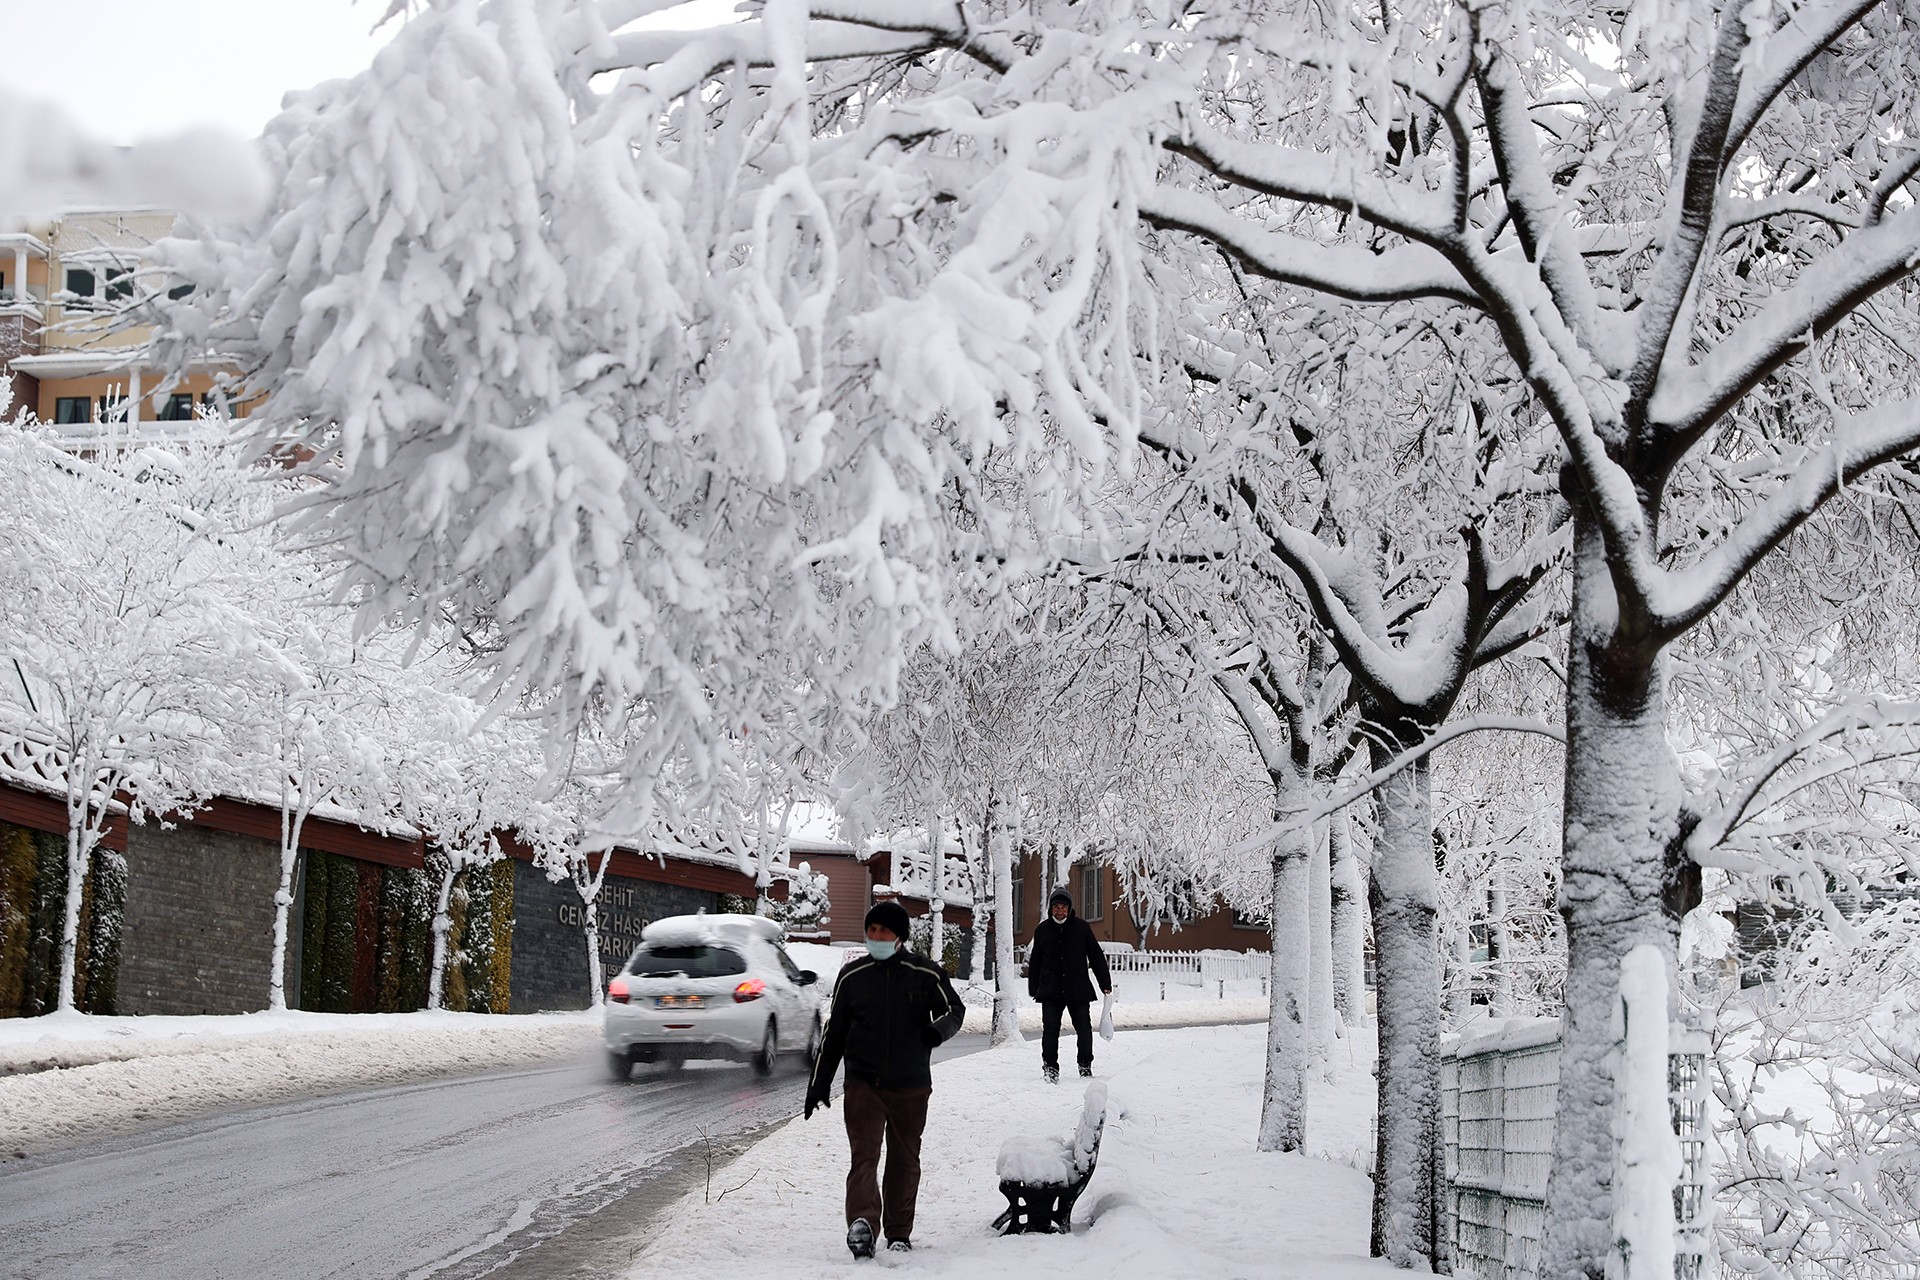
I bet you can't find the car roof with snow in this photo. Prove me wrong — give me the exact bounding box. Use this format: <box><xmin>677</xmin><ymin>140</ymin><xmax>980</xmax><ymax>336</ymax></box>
<box><xmin>639</xmin><ymin>913</ymin><xmax>784</xmax><ymax>948</ymax></box>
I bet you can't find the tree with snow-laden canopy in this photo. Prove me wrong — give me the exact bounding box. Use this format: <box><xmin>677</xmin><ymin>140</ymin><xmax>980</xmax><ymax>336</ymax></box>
<box><xmin>154</xmin><ymin>0</ymin><xmax>1920</xmax><ymax>1272</ymax></box>
<box><xmin>0</xmin><ymin>428</ymin><xmax>289</xmax><ymax>1015</ymax></box>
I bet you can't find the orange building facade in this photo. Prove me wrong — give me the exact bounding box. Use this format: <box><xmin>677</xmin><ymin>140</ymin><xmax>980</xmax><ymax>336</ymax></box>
<box><xmin>1</xmin><ymin>210</ymin><xmax>248</xmax><ymax>437</ymax></box>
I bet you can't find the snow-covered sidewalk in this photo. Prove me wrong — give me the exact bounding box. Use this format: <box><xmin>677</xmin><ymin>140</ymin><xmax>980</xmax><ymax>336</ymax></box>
<box><xmin>627</xmin><ymin>1022</ymin><xmax>1392</xmax><ymax>1280</ymax></box>
<box><xmin>0</xmin><ymin>1008</ymin><xmax>597</xmax><ymax>1155</ymax></box>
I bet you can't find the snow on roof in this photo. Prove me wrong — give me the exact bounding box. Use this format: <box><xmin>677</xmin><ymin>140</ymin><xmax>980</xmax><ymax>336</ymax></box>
<box><xmin>786</xmin><ymin>835</ymin><xmax>856</xmax><ymax>856</ymax></box>
<box><xmin>640</xmin><ymin>915</ymin><xmax>725</xmax><ymax>948</ymax></box>
<box><xmin>641</xmin><ymin>913</ymin><xmax>782</xmax><ymax>948</ymax></box>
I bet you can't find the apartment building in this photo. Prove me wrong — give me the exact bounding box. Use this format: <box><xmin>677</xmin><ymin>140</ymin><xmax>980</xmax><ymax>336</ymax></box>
<box><xmin>0</xmin><ymin>209</ymin><xmax>245</xmax><ymax>438</ymax></box>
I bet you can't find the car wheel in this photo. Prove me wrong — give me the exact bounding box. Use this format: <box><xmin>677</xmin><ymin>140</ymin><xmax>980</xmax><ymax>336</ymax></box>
<box><xmin>805</xmin><ymin>1016</ymin><xmax>823</xmax><ymax>1067</ymax></box>
<box><xmin>753</xmin><ymin>1019</ymin><xmax>778</xmax><ymax>1076</ymax></box>
<box><xmin>607</xmin><ymin>1050</ymin><xmax>633</xmax><ymax>1081</ymax></box>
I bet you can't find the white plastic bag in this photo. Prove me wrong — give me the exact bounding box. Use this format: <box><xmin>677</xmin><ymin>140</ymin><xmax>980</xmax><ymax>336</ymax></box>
<box><xmin>1098</xmin><ymin>991</ymin><xmax>1115</xmax><ymax>1041</ymax></box>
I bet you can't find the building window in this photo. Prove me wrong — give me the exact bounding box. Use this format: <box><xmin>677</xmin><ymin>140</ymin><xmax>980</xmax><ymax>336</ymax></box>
<box><xmin>63</xmin><ymin>267</ymin><xmax>95</xmax><ymax>299</ymax></box>
<box><xmin>105</xmin><ymin>267</ymin><xmax>134</xmax><ymax>301</ymax></box>
<box><xmin>1010</xmin><ymin>865</ymin><xmax>1024</xmax><ymax>930</ymax></box>
<box><xmin>53</xmin><ymin>397</ymin><xmax>94</xmax><ymax>425</ymax></box>
<box><xmin>156</xmin><ymin>394</ymin><xmax>197</xmax><ymax>421</ymax></box>
<box><xmin>1080</xmin><ymin>862</ymin><xmax>1103</xmax><ymax>921</ymax></box>
<box><xmin>1231</xmin><ymin>910</ymin><xmax>1267</xmax><ymax>931</ymax></box>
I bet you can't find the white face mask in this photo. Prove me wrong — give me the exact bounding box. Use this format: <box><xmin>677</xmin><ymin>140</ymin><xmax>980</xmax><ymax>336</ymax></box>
<box><xmin>865</xmin><ymin>939</ymin><xmax>897</xmax><ymax>960</ymax></box>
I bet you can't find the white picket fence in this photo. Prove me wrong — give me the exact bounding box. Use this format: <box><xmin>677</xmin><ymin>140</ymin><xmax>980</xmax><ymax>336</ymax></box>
<box><xmin>1100</xmin><ymin>948</ymin><xmax>1268</xmax><ymax>984</ymax></box>
<box><xmin>1014</xmin><ymin>945</ymin><xmax>1267</xmax><ymax>989</ymax></box>
<box><xmin>1440</xmin><ymin>1018</ymin><xmax>1710</xmax><ymax>1280</ymax></box>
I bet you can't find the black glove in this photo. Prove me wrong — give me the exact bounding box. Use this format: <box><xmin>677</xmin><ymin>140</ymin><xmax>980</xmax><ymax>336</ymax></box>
<box><xmin>804</xmin><ymin>1087</ymin><xmax>830</xmax><ymax>1119</ymax></box>
<box><xmin>921</xmin><ymin>1024</ymin><xmax>944</xmax><ymax>1048</ymax></box>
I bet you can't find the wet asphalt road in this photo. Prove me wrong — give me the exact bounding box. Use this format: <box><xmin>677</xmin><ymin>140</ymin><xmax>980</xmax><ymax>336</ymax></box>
<box><xmin>1</xmin><ymin>1035</ymin><xmax>988</xmax><ymax>1280</ymax></box>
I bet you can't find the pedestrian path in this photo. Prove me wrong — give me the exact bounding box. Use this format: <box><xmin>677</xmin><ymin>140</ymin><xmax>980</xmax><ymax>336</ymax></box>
<box><xmin>626</xmin><ymin>1021</ymin><xmax>1394</xmax><ymax>1279</ymax></box>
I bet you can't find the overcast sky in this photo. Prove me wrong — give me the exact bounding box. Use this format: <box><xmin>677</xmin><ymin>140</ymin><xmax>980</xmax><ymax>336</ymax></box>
<box><xmin>11</xmin><ymin>2</ymin><xmax>395</xmax><ymax>144</ymax></box>
<box><xmin>13</xmin><ymin>0</ymin><xmax>735</xmax><ymax>146</ymax></box>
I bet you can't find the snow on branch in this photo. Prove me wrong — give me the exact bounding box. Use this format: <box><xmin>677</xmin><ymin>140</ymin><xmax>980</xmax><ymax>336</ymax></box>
<box><xmin>1226</xmin><ymin>715</ymin><xmax>1564</xmax><ymax>861</ymax></box>
<box><xmin>1164</xmin><ymin>125</ymin><xmax>1457</xmax><ymax>247</ymax></box>
<box><xmin>1626</xmin><ymin>15</ymin><xmax>1752</xmax><ymax>416</ymax></box>
<box><xmin>1651</xmin><ymin>205</ymin><xmax>1920</xmax><ymax>446</ymax></box>
<box><xmin>1686</xmin><ymin>694</ymin><xmax>1920</xmax><ymax>864</ymax></box>
<box><xmin>1650</xmin><ymin>401</ymin><xmax>1920</xmax><ymax>637</ymax></box>
<box><xmin>1139</xmin><ymin>187</ymin><xmax>1479</xmax><ymax>306</ymax></box>
<box><xmin>596</xmin><ymin>14</ymin><xmax>961</xmax><ymax>94</ymax></box>
<box><xmin>1720</xmin><ymin>0</ymin><xmax>1884</xmax><ymax>166</ymax></box>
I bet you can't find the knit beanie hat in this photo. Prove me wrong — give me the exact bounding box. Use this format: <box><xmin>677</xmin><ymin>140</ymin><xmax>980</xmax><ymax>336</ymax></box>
<box><xmin>864</xmin><ymin>900</ymin><xmax>912</xmax><ymax>942</ymax></box>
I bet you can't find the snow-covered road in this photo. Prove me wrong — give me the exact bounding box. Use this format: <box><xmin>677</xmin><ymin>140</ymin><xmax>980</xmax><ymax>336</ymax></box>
<box><xmin>3</xmin><ymin>1043</ymin><xmax>984</xmax><ymax>1280</ymax></box>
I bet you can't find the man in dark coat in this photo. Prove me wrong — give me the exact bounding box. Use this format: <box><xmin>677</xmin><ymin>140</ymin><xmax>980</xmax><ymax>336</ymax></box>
<box><xmin>804</xmin><ymin>900</ymin><xmax>964</xmax><ymax>1259</ymax></box>
<box><xmin>1026</xmin><ymin>886</ymin><xmax>1113</xmax><ymax>1082</ymax></box>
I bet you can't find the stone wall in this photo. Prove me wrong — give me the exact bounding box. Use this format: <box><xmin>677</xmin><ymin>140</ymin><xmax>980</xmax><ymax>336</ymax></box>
<box><xmin>508</xmin><ymin>862</ymin><xmax>717</xmax><ymax>1013</ymax></box>
<box><xmin>119</xmin><ymin>822</ymin><xmax>280</xmax><ymax>1015</ymax></box>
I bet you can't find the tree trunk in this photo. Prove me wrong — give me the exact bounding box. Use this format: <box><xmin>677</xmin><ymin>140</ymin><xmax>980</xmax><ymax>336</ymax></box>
<box><xmin>989</xmin><ymin>793</ymin><xmax>1020</xmax><ymax>1046</ymax></box>
<box><xmin>1443</xmin><ymin>923</ymin><xmax>1471</xmax><ymax>1022</ymax></box>
<box><xmin>963</xmin><ymin>822</ymin><xmax>989</xmax><ymax>984</ymax></box>
<box><xmin>54</xmin><ymin>802</ymin><xmax>96</xmax><ymax>1015</ymax></box>
<box><xmin>1330</xmin><ymin>808</ymin><xmax>1367</xmax><ymax>1026</ymax></box>
<box><xmin>1259</xmin><ymin>805</ymin><xmax>1313</xmax><ymax>1152</ymax></box>
<box><xmin>1367</xmin><ymin>734</ymin><xmax>1444</xmax><ymax>1270</ymax></box>
<box><xmin>1310</xmin><ymin>816</ymin><xmax>1339</xmax><ymax>1060</ymax></box>
<box><xmin>581</xmin><ymin>894</ymin><xmax>605</xmax><ymax>1005</ymax></box>
<box><xmin>268</xmin><ymin>789</ymin><xmax>310</xmax><ymax>1012</ymax></box>
<box><xmin>1541</xmin><ymin>510</ymin><xmax>1685</xmax><ymax>1280</ymax></box>
<box><xmin>425</xmin><ymin>862</ymin><xmax>458</xmax><ymax>1011</ymax></box>
<box><xmin>928</xmin><ymin>815</ymin><xmax>945</xmax><ymax>969</ymax></box>
<box><xmin>1487</xmin><ymin>884</ymin><xmax>1510</xmax><ymax>1015</ymax></box>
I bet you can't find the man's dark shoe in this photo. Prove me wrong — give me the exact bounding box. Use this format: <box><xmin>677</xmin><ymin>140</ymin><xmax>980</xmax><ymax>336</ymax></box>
<box><xmin>1079</xmin><ymin>1063</ymin><xmax>1094</xmax><ymax>1077</ymax></box>
<box><xmin>847</xmin><ymin>1218</ymin><xmax>876</xmax><ymax>1259</ymax></box>
<box><xmin>887</xmin><ymin>1240</ymin><xmax>913</xmax><ymax>1252</ymax></box>
<box><xmin>1042</xmin><ymin>1063</ymin><xmax>1059</xmax><ymax>1084</ymax></box>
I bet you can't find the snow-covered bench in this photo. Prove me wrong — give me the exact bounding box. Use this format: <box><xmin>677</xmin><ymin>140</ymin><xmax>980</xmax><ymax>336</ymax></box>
<box><xmin>991</xmin><ymin>1082</ymin><xmax>1108</xmax><ymax>1235</ymax></box>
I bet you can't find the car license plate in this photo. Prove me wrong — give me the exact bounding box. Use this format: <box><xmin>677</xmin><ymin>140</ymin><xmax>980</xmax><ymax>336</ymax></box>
<box><xmin>656</xmin><ymin>995</ymin><xmax>705</xmax><ymax>1010</ymax></box>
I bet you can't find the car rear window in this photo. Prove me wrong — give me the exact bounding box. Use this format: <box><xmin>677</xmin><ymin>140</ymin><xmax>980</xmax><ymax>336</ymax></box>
<box><xmin>627</xmin><ymin>945</ymin><xmax>747</xmax><ymax>978</ymax></box>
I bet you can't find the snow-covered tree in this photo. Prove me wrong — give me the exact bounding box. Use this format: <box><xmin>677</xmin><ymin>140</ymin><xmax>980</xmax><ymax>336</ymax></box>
<box><xmin>0</xmin><ymin>428</ymin><xmax>282</xmax><ymax>1012</ymax></box>
<box><xmin>385</xmin><ymin>684</ymin><xmax>552</xmax><ymax>1011</ymax></box>
<box><xmin>152</xmin><ymin>0</ymin><xmax>1125</xmax><ymax>864</ymax></box>
<box><xmin>151</xmin><ymin>3</ymin><xmax>1920</xmax><ymax>1268</ymax></box>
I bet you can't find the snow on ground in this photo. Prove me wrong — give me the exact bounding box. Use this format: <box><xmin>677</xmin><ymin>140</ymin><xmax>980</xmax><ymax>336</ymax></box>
<box><xmin>627</xmin><ymin>1021</ymin><xmax>1390</xmax><ymax>1280</ymax></box>
<box><xmin>0</xmin><ymin>1008</ymin><xmax>597</xmax><ymax>1155</ymax></box>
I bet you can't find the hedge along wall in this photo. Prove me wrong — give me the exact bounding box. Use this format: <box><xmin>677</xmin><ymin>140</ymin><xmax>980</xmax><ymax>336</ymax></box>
<box><xmin>297</xmin><ymin>848</ymin><xmax>514</xmax><ymax>1014</ymax></box>
<box><xmin>0</xmin><ymin>818</ymin><xmax>125</xmax><ymax>1017</ymax></box>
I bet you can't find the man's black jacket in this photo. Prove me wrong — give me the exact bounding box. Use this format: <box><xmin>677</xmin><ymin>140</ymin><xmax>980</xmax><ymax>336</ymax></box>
<box><xmin>808</xmin><ymin>947</ymin><xmax>963</xmax><ymax>1101</ymax></box>
<box><xmin>1026</xmin><ymin>908</ymin><xmax>1112</xmax><ymax>1005</ymax></box>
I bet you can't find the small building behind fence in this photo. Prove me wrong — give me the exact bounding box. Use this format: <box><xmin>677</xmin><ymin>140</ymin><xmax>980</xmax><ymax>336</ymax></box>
<box><xmin>1441</xmin><ymin>1016</ymin><xmax>1710</xmax><ymax>1280</ymax></box>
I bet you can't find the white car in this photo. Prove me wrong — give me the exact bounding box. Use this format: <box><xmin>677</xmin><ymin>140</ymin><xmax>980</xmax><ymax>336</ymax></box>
<box><xmin>603</xmin><ymin>913</ymin><xmax>825</xmax><ymax>1079</ymax></box>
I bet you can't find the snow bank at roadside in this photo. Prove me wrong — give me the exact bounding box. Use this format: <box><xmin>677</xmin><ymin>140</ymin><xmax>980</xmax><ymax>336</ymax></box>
<box><xmin>0</xmin><ymin>1009</ymin><xmax>597</xmax><ymax>1156</ymax></box>
<box><xmin>628</xmin><ymin>1021</ymin><xmax>1390</xmax><ymax>1280</ymax></box>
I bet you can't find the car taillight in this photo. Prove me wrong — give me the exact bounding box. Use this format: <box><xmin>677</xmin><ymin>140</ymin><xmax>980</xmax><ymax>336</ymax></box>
<box><xmin>608</xmin><ymin>978</ymin><xmax>630</xmax><ymax>1004</ymax></box>
<box><xmin>733</xmin><ymin>979</ymin><xmax>766</xmax><ymax>1003</ymax></box>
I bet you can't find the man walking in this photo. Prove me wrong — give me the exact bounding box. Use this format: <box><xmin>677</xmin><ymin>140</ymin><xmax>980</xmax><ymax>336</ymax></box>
<box><xmin>1026</xmin><ymin>886</ymin><xmax>1113</xmax><ymax>1082</ymax></box>
<box><xmin>805</xmin><ymin>901</ymin><xmax>964</xmax><ymax>1259</ymax></box>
